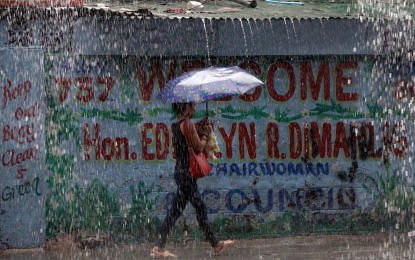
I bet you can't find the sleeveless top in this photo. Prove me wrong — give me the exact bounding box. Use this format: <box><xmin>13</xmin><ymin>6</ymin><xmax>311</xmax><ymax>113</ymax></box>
<box><xmin>172</xmin><ymin>119</ymin><xmax>189</xmax><ymax>170</ymax></box>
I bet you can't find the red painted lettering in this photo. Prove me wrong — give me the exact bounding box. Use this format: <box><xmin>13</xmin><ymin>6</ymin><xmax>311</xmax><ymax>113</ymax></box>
<box><xmin>2</xmin><ymin>147</ymin><xmax>38</xmax><ymax>167</ymax></box>
<box><xmin>76</xmin><ymin>77</ymin><xmax>94</xmax><ymax>103</ymax></box>
<box><xmin>96</xmin><ymin>77</ymin><xmax>115</xmax><ymax>102</ymax></box>
<box><xmin>156</xmin><ymin>123</ymin><xmax>169</xmax><ymax>160</ymax></box>
<box><xmin>351</xmin><ymin>122</ymin><xmax>373</xmax><ymax>160</ymax></box>
<box><xmin>141</xmin><ymin>123</ymin><xmax>155</xmax><ymax>160</ymax></box>
<box><xmin>102</xmin><ymin>137</ymin><xmax>114</xmax><ymax>161</ymax></box>
<box><xmin>57</xmin><ymin>77</ymin><xmax>116</xmax><ymax>103</ymax></box>
<box><xmin>239</xmin><ymin>122</ymin><xmax>256</xmax><ymax>159</ymax></box>
<box><xmin>83</xmin><ymin>123</ymin><xmax>101</xmax><ymax>160</ymax></box>
<box><xmin>219</xmin><ymin>123</ymin><xmax>237</xmax><ymax>159</ymax></box>
<box><xmin>267</xmin><ymin>61</ymin><xmax>295</xmax><ymax>102</ymax></box>
<box><xmin>2</xmin><ymin>79</ymin><xmax>31</xmax><ymax>109</ymax></box>
<box><xmin>56</xmin><ymin>78</ymin><xmax>72</xmax><ymax>103</ymax></box>
<box><xmin>311</xmin><ymin>122</ymin><xmax>332</xmax><ymax>158</ymax></box>
<box><xmin>83</xmin><ymin>123</ymin><xmax>130</xmax><ymax>161</ymax></box>
<box><xmin>115</xmin><ymin>137</ymin><xmax>130</xmax><ymax>160</ymax></box>
<box><xmin>300</xmin><ymin>62</ymin><xmax>330</xmax><ymax>101</ymax></box>
<box><xmin>289</xmin><ymin>122</ymin><xmax>302</xmax><ymax>159</ymax></box>
<box><xmin>394</xmin><ymin>80</ymin><xmax>415</xmax><ymax>101</ymax></box>
<box><xmin>2</xmin><ymin>123</ymin><xmax>36</xmax><ymax>144</ymax></box>
<box><xmin>334</xmin><ymin>122</ymin><xmax>350</xmax><ymax>158</ymax></box>
<box><xmin>303</xmin><ymin>125</ymin><xmax>310</xmax><ymax>159</ymax></box>
<box><xmin>14</xmin><ymin>102</ymin><xmax>39</xmax><ymax>120</ymax></box>
<box><xmin>137</xmin><ymin>61</ymin><xmax>168</xmax><ymax>102</ymax></box>
<box><xmin>266</xmin><ymin>122</ymin><xmax>280</xmax><ymax>159</ymax></box>
<box><xmin>392</xmin><ymin>122</ymin><xmax>407</xmax><ymax>157</ymax></box>
<box><xmin>335</xmin><ymin>61</ymin><xmax>358</xmax><ymax>102</ymax></box>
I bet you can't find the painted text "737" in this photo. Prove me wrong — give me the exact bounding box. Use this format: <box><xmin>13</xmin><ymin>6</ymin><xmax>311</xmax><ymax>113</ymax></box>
<box><xmin>55</xmin><ymin>77</ymin><xmax>115</xmax><ymax>103</ymax></box>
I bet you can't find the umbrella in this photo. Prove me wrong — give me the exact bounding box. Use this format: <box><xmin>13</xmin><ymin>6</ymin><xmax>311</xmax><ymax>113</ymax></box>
<box><xmin>157</xmin><ymin>66</ymin><xmax>264</xmax><ymax>113</ymax></box>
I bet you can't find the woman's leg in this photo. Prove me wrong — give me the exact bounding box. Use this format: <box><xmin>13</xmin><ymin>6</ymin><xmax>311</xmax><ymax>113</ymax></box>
<box><xmin>188</xmin><ymin>182</ymin><xmax>219</xmax><ymax>247</ymax></box>
<box><xmin>156</xmin><ymin>186</ymin><xmax>188</xmax><ymax>248</ymax></box>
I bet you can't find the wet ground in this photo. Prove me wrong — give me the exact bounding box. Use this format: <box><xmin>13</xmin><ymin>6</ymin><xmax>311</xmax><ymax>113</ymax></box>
<box><xmin>1</xmin><ymin>233</ymin><xmax>414</xmax><ymax>259</ymax></box>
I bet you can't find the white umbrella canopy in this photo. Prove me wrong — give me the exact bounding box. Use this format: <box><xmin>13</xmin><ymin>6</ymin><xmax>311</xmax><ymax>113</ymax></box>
<box><xmin>158</xmin><ymin>66</ymin><xmax>264</xmax><ymax>104</ymax></box>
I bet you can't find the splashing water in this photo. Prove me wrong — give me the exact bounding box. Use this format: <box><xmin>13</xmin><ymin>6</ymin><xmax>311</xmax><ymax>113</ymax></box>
<box><xmin>290</xmin><ymin>18</ymin><xmax>299</xmax><ymax>46</ymax></box>
<box><xmin>360</xmin><ymin>0</ymin><xmax>415</xmax><ymax>245</ymax></box>
<box><xmin>239</xmin><ymin>19</ymin><xmax>248</xmax><ymax>56</ymax></box>
<box><xmin>283</xmin><ymin>18</ymin><xmax>292</xmax><ymax>46</ymax></box>
<box><xmin>201</xmin><ymin>18</ymin><xmax>211</xmax><ymax>66</ymax></box>
<box><xmin>247</xmin><ymin>19</ymin><xmax>255</xmax><ymax>49</ymax></box>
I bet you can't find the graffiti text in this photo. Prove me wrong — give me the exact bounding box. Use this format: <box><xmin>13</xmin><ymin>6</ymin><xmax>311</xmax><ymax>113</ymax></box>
<box><xmin>1</xmin><ymin>176</ymin><xmax>42</xmax><ymax>202</ymax></box>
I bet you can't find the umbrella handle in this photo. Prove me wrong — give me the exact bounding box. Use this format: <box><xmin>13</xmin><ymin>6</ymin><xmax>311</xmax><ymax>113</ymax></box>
<box><xmin>206</xmin><ymin>102</ymin><xmax>209</xmax><ymax>117</ymax></box>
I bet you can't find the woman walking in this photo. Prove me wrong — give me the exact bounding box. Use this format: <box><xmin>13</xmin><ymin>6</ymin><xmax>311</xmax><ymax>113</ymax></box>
<box><xmin>151</xmin><ymin>102</ymin><xmax>234</xmax><ymax>258</ymax></box>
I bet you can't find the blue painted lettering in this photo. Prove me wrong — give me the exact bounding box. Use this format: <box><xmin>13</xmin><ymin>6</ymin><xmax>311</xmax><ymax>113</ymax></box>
<box><xmin>288</xmin><ymin>162</ymin><xmax>305</xmax><ymax>175</ymax></box>
<box><xmin>211</xmin><ymin>162</ymin><xmax>330</xmax><ymax>177</ymax></box>
<box><xmin>230</xmin><ymin>163</ymin><xmax>241</xmax><ymax>176</ymax></box>
<box><xmin>276</xmin><ymin>163</ymin><xmax>286</xmax><ymax>175</ymax></box>
<box><xmin>253</xmin><ymin>189</ymin><xmax>273</xmax><ymax>213</ymax></box>
<box><xmin>162</xmin><ymin>187</ymin><xmax>352</xmax><ymax>214</ymax></box>
<box><xmin>226</xmin><ymin>189</ymin><xmax>248</xmax><ymax>213</ymax></box>
<box><xmin>249</xmin><ymin>162</ymin><xmax>260</xmax><ymax>176</ymax></box>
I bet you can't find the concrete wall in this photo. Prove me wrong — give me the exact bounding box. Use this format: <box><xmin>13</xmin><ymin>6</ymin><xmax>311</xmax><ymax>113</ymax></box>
<box><xmin>0</xmin><ymin>9</ymin><xmax>414</xmax><ymax>248</ymax></box>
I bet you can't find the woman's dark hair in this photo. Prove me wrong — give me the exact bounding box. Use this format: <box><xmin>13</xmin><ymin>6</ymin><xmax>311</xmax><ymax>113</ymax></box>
<box><xmin>172</xmin><ymin>103</ymin><xmax>190</xmax><ymax>116</ymax></box>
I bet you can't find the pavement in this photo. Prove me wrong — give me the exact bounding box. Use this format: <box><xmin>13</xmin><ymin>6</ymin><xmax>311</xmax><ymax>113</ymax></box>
<box><xmin>1</xmin><ymin>233</ymin><xmax>414</xmax><ymax>260</ymax></box>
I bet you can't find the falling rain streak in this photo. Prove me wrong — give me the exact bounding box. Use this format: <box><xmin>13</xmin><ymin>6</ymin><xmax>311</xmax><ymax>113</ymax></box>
<box><xmin>0</xmin><ymin>2</ymin><xmax>414</xmax><ymax>257</ymax></box>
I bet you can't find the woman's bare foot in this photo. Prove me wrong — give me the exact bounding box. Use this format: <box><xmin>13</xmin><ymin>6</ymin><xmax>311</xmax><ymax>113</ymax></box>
<box><xmin>212</xmin><ymin>240</ymin><xmax>235</xmax><ymax>256</ymax></box>
<box><xmin>150</xmin><ymin>246</ymin><xmax>177</xmax><ymax>258</ymax></box>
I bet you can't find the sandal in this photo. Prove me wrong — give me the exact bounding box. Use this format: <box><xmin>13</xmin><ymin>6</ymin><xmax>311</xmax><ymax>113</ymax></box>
<box><xmin>150</xmin><ymin>246</ymin><xmax>178</xmax><ymax>258</ymax></box>
<box><xmin>212</xmin><ymin>240</ymin><xmax>235</xmax><ymax>256</ymax></box>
